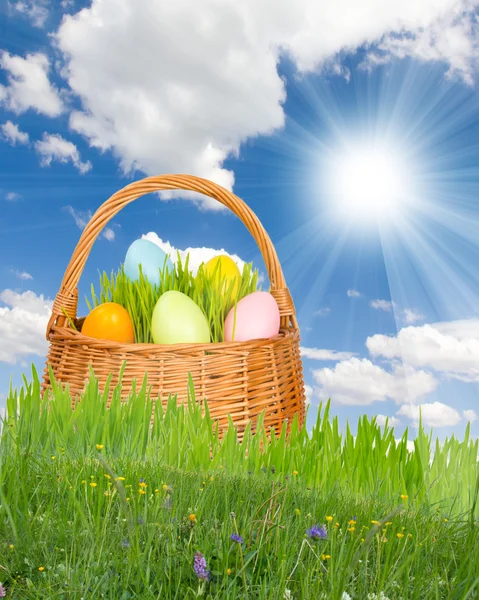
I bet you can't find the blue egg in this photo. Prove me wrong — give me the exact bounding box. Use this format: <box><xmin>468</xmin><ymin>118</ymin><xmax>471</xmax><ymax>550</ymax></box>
<box><xmin>124</xmin><ymin>239</ymin><xmax>174</xmax><ymax>286</ymax></box>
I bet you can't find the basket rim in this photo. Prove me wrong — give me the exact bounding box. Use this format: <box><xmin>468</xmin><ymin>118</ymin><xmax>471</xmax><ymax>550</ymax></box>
<box><xmin>48</xmin><ymin>324</ymin><xmax>299</xmax><ymax>351</ymax></box>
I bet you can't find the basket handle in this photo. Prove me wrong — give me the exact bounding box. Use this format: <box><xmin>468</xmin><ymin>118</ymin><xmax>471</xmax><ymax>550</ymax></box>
<box><xmin>47</xmin><ymin>174</ymin><xmax>297</xmax><ymax>337</ymax></box>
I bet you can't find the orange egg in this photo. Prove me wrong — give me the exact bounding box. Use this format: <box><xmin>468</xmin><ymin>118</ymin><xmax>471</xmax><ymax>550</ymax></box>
<box><xmin>81</xmin><ymin>302</ymin><xmax>135</xmax><ymax>343</ymax></box>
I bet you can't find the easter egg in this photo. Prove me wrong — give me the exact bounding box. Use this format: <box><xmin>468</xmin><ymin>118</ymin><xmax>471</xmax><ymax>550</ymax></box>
<box><xmin>124</xmin><ymin>238</ymin><xmax>174</xmax><ymax>286</ymax></box>
<box><xmin>224</xmin><ymin>291</ymin><xmax>280</xmax><ymax>342</ymax></box>
<box><xmin>201</xmin><ymin>255</ymin><xmax>241</xmax><ymax>296</ymax></box>
<box><xmin>81</xmin><ymin>302</ymin><xmax>135</xmax><ymax>343</ymax></box>
<box><xmin>151</xmin><ymin>291</ymin><xmax>210</xmax><ymax>344</ymax></box>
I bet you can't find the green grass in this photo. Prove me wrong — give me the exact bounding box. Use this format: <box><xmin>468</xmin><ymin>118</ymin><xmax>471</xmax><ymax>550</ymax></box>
<box><xmin>1</xmin><ymin>367</ymin><xmax>479</xmax><ymax>598</ymax></box>
<box><xmin>85</xmin><ymin>254</ymin><xmax>261</xmax><ymax>343</ymax></box>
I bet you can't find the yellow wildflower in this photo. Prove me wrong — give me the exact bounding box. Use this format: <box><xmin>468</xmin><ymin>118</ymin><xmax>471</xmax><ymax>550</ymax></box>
<box><xmin>321</xmin><ymin>554</ymin><xmax>331</xmax><ymax>560</ymax></box>
<box><xmin>348</xmin><ymin>519</ymin><xmax>356</xmax><ymax>525</ymax></box>
<box><xmin>104</xmin><ymin>474</ymin><xmax>111</xmax><ymax>479</ymax></box>
<box><xmin>295</xmin><ymin>509</ymin><xmax>301</xmax><ymax>516</ymax></box>
<box><xmin>326</xmin><ymin>515</ymin><xmax>333</xmax><ymax>522</ymax></box>
<box><xmin>126</xmin><ymin>497</ymin><xmax>130</xmax><ymax>501</ymax></box>
<box><xmin>51</xmin><ymin>455</ymin><xmax>56</xmax><ymax>460</ymax></box>
<box><xmin>189</xmin><ymin>513</ymin><xmax>197</xmax><ymax>523</ymax></box>
<box><xmin>293</xmin><ymin>470</ymin><xmax>298</xmax><ymax>476</ymax></box>
<box><xmin>162</xmin><ymin>484</ymin><xmax>169</xmax><ymax>491</ymax></box>
<box><xmin>38</xmin><ymin>567</ymin><xmax>44</xmax><ymax>572</ymax></box>
<box><xmin>396</xmin><ymin>533</ymin><xmax>405</xmax><ymax>539</ymax></box>
<box><xmin>89</xmin><ymin>482</ymin><xmax>97</xmax><ymax>488</ymax></box>
<box><xmin>371</xmin><ymin>520</ymin><xmax>381</xmax><ymax>525</ymax></box>
<box><xmin>154</xmin><ymin>489</ymin><xmax>159</xmax><ymax>494</ymax></box>
<box><xmin>335</xmin><ymin>522</ymin><xmax>340</xmax><ymax>528</ymax></box>
<box><xmin>9</xmin><ymin>544</ymin><xmax>14</xmax><ymax>550</ymax></box>
<box><xmin>361</xmin><ymin>538</ymin><xmax>365</xmax><ymax>543</ymax></box>
<box><xmin>96</xmin><ymin>444</ymin><xmax>104</xmax><ymax>450</ymax></box>
<box><xmin>385</xmin><ymin>521</ymin><xmax>392</xmax><ymax>526</ymax></box>
<box><xmin>443</xmin><ymin>518</ymin><xmax>448</xmax><ymax>522</ymax></box>
<box><xmin>227</xmin><ymin>568</ymin><xmax>232</xmax><ymax>575</ymax></box>
<box><xmin>104</xmin><ymin>491</ymin><xmax>110</xmax><ymax>497</ymax></box>
<box><xmin>139</xmin><ymin>482</ymin><xmax>147</xmax><ymax>488</ymax></box>
<box><xmin>348</xmin><ymin>527</ymin><xmax>356</xmax><ymax>533</ymax></box>
<box><xmin>81</xmin><ymin>480</ymin><xmax>86</xmax><ymax>484</ymax></box>
<box><xmin>115</xmin><ymin>477</ymin><xmax>126</xmax><ymax>481</ymax></box>
<box><xmin>139</xmin><ymin>489</ymin><xmax>146</xmax><ymax>495</ymax></box>
<box><xmin>407</xmin><ymin>533</ymin><xmax>413</xmax><ymax>539</ymax></box>
<box><xmin>400</xmin><ymin>494</ymin><xmax>408</xmax><ymax>500</ymax></box>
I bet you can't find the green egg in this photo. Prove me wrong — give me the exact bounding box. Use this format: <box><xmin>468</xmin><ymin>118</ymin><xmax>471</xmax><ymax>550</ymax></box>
<box><xmin>151</xmin><ymin>290</ymin><xmax>210</xmax><ymax>344</ymax></box>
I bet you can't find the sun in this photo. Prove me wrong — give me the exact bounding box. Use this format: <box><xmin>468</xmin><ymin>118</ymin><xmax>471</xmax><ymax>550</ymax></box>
<box><xmin>328</xmin><ymin>141</ymin><xmax>415</xmax><ymax>223</ymax></box>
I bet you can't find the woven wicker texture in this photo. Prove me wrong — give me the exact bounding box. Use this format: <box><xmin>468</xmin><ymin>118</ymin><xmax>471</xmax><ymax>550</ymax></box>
<box><xmin>42</xmin><ymin>175</ymin><xmax>306</xmax><ymax>437</ymax></box>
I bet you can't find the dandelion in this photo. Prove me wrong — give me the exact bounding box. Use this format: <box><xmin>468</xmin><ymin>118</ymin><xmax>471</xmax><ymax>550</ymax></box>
<box><xmin>104</xmin><ymin>474</ymin><xmax>111</xmax><ymax>479</ymax></box>
<box><xmin>38</xmin><ymin>567</ymin><xmax>45</xmax><ymax>572</ymax></box>
<box><xmin>348</xmin><ymin>519</ymin><xmax>356</xmax><ymax>525</ymax></box>
<box><xmin>115</xmin><ymin>476</ymin><xmax>126</xmax><ymax>481</ymax></box>
<box><xmin>230</xmin><ymin>533</ymin><xmax>243</xmax><ymax>543</ymax></box>
<box><xmin>189</xmin><ymin>513</ymin><xmax>197</xmax><ymax>523</ymax></box>
<box><xmin>321</xmin><ymin>554</ymin><xmax>331</xmax><ymax>560</ymax></box>
<box><xmin>51</xmin><ymin>455</ymin><xmax>56</xmax><ymax>460</ymax></box>
<box><xmin>400</xmin><ymin>494</ymin><xmax>408</xmax><ymax>500</ymax></box>
<box><xmin>396</xmin><ymin>533</ymin><xmax>404</xmax><ymax>539</ymax></box>
<box><xmin>193</xmin><ymin>551</ymin><xmax>210</xmax><ymax>580</ymax></box>
<box><xmin>293</xmin><ymin>470</ymin><xmax>298</xmax><ymax>476</ymax></box>
<box><xmin>154</xmin><ymin>489</ymin><xmax>159</xmax><ymax>494</ymax></box>
<box><xmin>9</xmin><ymin>544</ymin><xmax>14</xmax><ymax>550</ymax></box>
<box><xmin>0</xmin><ymin>583</ymin><xmax>5</xmax><ymax>597</ymax></box>
<box><xmin>138</xmin><ymin>489</ymin><xmax>146</xmax><ymax>495</ymax></box>
<box><xmin>96</xmin><ymin>444</ymin><xmax>104</xmax><ymax>450</ymax></box>
<box><xmin>306</xmin><ymin>525</ymin><xmax>327</xmax><ymax>540</ymax></box>
<box><xmin>326</xmin><ymin>515</ymin><xmax>333</xmax><ymax>522</ymax></box>
<box><xmin>371</xmin><ymin>520</ymin><xmax>381</xmax><ymax>525</ymax></box>
<box><xmin>139</xmin><ymin>481</ymin><xmax>147</xmax><ymax>489</ymax></box>
<box><xmin>227</xmin><ymin>568</ymin><xmax>232</xmax><ymax>575</ymax></box>
<box><xmin>89</xmin><ymin>482</ymin><xmax>97</xmax><ymax>488</ymax></box>
<box><xmin>385</xmin><ymin>521</ymin><xmax>392</xmax><ymax>526</ymax></box>
<box><xmin>162</xmin><ymin>484</ymin><xmax>171</xmax><ymax>492</ymax></box>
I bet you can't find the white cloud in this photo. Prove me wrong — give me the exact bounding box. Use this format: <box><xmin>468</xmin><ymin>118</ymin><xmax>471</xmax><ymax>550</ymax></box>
<box><xmin>12</xmin><ymin>270</ymin><xmax>33</xmax><ymax>280</ymax></box>
<box><xmin>362</xmin><ymin>8</ymin><xmax>479</xmax><ymax>86</ymax></box>
<box><xmin>463</xmin><ymin>409</ymin><xmax>478</xmax><ymax>422</ymax></box>
<box><xmin>375</xmin><ymin>414</ymin><xmax>401</xmax><ymax>427</ymax></box>
<box><xmin>305</xmin><ymin>384</ymin><xmax>313</xmax><ymax>406</ymax></box>
<box><xmin>367</xmin><ymin>319</ymin><xmax>479</xmax><ymax>381</ymax></box>
<box><xmin>11</xmin><ymin>1</ymin><xmax>49</xmax><ymax>28</ymax></box>
<box><xmin>396</xmin><ymin>401</ymin><xmax>462</xmax><ymax>428</ymax></box>
<box><xmin>5</xmin><ymin>192</ymin><xmax>22</xmax><ymax>202</ymax></box>
<box><xmin>347</xmin><ymin>289</ymin><xmax>361</xmax><ymax>298</ymax></box>
<box><xmin>0</xmin><ymin>289</ymin><xmax>53</xmax><ymax>364</ymax></box>
<box><xmin>300</xmin><ymin>347</ymin><xmax>357</xmax><ymax>361</ymax></box>
<box><xmin>142</xmin><ymin>232</ymin><xmax>249</xmax><ymax>275</ymax></box>
<box><xmin>1</xmin><ymin>120</ymin><xmax>29</xmax><ymax>145</ymax></box>
<box><xmin>314</xmin><ymin>307</ymin><xmax>331</xmax><ymax>317</ymax></box>
<box><xmin>312</xmin><ymin>357</ymin><xmax>438</xmax><ymax>406</ymax></box>
<box><xmin>395</xmin><ymin>438</ymin><xmax>416</xmax><ymax>453</ymax></box>
<box><xmin>35</xmin><ymin>133</ymin><xmax>92</xmax><ymax>174</ymax></box>
<box><xmin>53</xmin><ymin>0</ymin><xmax>479</xmax><ymax>209</ymax></box>
<box><xmin>0</xmin><ymin>52</ymin><xmax>64</xmax><ymax>117</ymax></box>
<box><xmin>402</xmin><ymin>308</ymin><xmax>425</xmax><ymax>324</ymax></box>
<box><xmin>64</xmin><ymin>205</ymin><xmax>115</xmax><ymax>241</ymax></box>
<box><xmin>370</xmin><ymin>299</ymin><xmax>396</xmax><ymax>312</ymax></box>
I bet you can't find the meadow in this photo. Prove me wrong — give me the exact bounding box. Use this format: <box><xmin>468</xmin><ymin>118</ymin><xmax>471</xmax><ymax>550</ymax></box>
<box><xmin>0</xmin><ymin>367</ymin><xmax>478</xmax><ymax>599</ymax></box>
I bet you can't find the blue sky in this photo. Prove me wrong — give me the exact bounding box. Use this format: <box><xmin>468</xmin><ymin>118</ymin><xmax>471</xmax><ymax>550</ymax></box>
<box><xmin>1</xmin><ymin>0</ymin><xmax>479</xmax><ymax>443</ymax></box>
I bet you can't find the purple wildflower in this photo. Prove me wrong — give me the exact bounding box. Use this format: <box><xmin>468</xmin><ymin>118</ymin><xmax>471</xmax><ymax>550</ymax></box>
<box><xmin>122</xmin><ymin>538</ymin><xmax>130</xmax><ymax>548</ymax></box>
<box><xmin>193</xmin><ymin>551</ymin><xmax>210</xmax><ymax>581</ymax></box>
<box><xmin>306</xmin><ymin>525</ymin><xmax>328</xmax><ymax>540</ymax></box>
<box><xmin>230</xmin><ymin>533</ymin><xmax>244</xmax><ymax>544</ymax></box>
<box><xmin>0</xmin><ymin>583</ymin><xmax>5</xmax><ymax>598</ymax></box>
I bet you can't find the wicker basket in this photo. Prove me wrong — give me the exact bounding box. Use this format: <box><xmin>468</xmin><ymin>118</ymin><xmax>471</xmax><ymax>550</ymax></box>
<box><xmin>42</xmin><ymin>175</ymin><xmax>306</xmax><ymax>437</ymax></box>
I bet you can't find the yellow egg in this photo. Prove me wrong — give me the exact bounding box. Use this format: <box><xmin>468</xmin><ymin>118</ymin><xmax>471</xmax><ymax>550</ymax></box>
<box><xmin>201</xmin><ymin>255</ymin><xmax>241</xmax><ymax>297</ymax></box>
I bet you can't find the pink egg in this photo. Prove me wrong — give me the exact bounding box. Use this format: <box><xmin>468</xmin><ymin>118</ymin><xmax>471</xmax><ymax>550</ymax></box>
<box><xmin>224</xmin><ymin>291</ymin><xmax>281</xmax><ymax>342</ymax></box>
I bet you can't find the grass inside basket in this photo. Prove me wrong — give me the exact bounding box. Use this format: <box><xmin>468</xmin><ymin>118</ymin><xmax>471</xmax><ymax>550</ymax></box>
<box><xmin>85</xmin><ymin>252</ymin><xmax>261</xmax><ymax>343</ymax></box>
